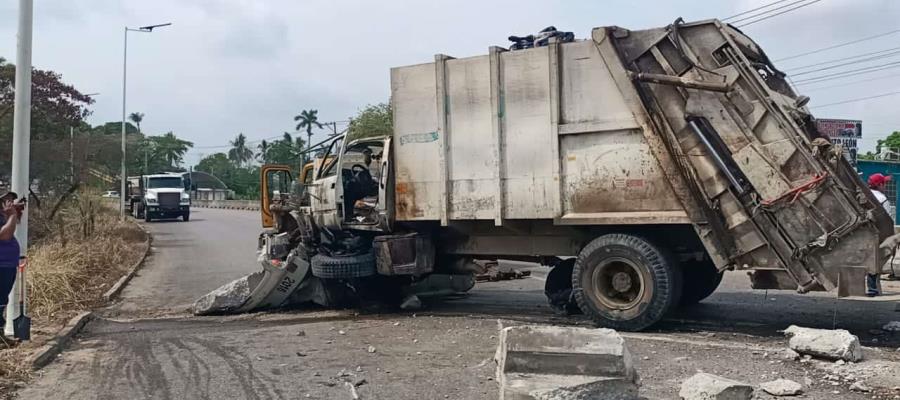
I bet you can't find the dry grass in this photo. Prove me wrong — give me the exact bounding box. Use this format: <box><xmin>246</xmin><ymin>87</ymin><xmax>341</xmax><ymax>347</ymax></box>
<box><xmin>0</xmin><ymin>191</ymin><xmax>147</xmax><ymax>388</ymax></box>
<box><xmin>28</xmin><ymin>214</ymin><xmax>146</xmax><ymax>322</ymax></box>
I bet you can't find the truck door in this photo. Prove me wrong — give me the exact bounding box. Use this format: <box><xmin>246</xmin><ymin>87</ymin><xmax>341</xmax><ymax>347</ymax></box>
<box><xmin>311</xmin><ymin>137</ymin><xmax>344</xmax><ymax>230</ymax></box>
<box><xmin>260</xmin><ymin>165</ymin><xmax>292</xmax><ymax>228</ymax></box>
<box><xmin>376</xmin><ymin>137</ymin><xmax>393</xmax><ymax>231</ymax></box>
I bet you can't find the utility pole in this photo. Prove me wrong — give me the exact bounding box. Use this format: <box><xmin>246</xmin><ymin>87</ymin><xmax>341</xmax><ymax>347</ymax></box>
<box><xmin>70</xmin><ymin>126</ymin><xmax>74</xmax><ymax>185</ymax></box>
<box><xmin>121</xmin><ymin>22</ymin><xmax>171</xmax><ymax>219</ymax></box>
<box><xmin>7</xmin><ymin>0</ymin><xmax>33</xmax><ymax>338</ymax></box>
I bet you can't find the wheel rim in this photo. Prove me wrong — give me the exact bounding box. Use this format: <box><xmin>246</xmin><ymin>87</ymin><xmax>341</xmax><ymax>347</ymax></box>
<box><xmin>589</xmin><ymin>257</ymin><xmax>645</xmax><ymax>310</ymax></box>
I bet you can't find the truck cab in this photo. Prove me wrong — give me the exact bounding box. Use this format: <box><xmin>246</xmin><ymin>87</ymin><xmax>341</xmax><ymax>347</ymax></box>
<box><xmin>261</xmin><ymin>136</ymin><xmax>392</xmax><ymax>232</ymax></box>
<box><xmin>138</xmin><ymin>174</ymin><xmax>191</xmax><ymax>222</ymax></box>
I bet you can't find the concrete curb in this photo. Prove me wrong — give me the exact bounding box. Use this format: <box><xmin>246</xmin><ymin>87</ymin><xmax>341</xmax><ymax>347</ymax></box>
<box><xmin>102</xmin><ymin>222</ymin><xmax>153</xmax><ymax>302</ymax></box>
<box><xmin>26</xmin><ymin>311</ymin><xmax>94</xmax><ymax>370</ymax></box>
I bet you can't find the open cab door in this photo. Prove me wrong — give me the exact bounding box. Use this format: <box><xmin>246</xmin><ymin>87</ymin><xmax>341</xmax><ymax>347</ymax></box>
<box><xmin>339</xmin><ymin>136</ymin><xmax>392</xmax><ymax>232</ymax></box>
<box><xmin>260</xmin><ymin>164</ymin><xmax>293</xmax><ymax>228</ymax></box>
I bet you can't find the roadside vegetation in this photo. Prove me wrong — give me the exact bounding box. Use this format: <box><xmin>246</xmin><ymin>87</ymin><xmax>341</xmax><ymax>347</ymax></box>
<box><xmin>0</xmin><ymin>191</ymin><xmax>147</xmax><ymax>393</ymax></box>
<box><xmin>194</xmin><ymin>103</ymin><xmax>392</xmax><ymax>199</ymax></box>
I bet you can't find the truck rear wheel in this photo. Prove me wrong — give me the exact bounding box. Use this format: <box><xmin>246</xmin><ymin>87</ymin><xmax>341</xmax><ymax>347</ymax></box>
<box><xmin>678</xmin><ymin>259</ymin><xmax>722</xmax><ymax>306</ymax></box>
<box><xmin>572</xmin><ymin>234</ymin><xmax>682</xmax><ymax>331</ymax></box>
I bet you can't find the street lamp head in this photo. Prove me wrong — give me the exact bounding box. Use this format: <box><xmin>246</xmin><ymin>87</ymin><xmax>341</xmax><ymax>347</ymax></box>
<box><xmin>138</xmin><ymin>22</ymin><xmax>172</xmax><ymax>32</ymax></box>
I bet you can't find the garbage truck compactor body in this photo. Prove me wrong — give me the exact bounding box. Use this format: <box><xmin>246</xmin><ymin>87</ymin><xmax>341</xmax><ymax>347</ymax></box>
<box><xmin>258</xmin><ymin>19</ymin><xmax>894</xmax><ymax>331</ymax></box>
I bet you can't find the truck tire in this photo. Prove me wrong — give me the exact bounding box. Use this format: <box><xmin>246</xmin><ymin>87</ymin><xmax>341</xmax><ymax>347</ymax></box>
<box><xmin>572</xmin><ymin>234</ymin><xmax>682</xmax><ymax>331</ymax></box>
<box><xmin>678</xmin><ymin>259</ymin><xmax>722</xmax><ymax>306</ymax></box>
<box><xmin>144</xmin><ymin>210</ymin><xmax>152</xmax><ymax>222</ymax></box>
<box><xmin>182</xmin><ymin>212</ymin><xmax>190</xmax><ymax>222</ymax></box>
<box><xmin>311</xmin><ymin>252</ymin><xmax>376</xmax><ymax>279</ymax></box>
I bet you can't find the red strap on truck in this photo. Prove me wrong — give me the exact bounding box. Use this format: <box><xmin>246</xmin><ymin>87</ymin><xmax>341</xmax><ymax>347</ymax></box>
<box><xmin>760</xmin><ymin>173</ymin><xmax>828</xmax><ymax>207</ymax></box>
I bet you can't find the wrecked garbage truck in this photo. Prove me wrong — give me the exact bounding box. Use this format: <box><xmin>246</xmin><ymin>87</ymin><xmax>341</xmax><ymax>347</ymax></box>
<box><xmin>196</xmin><ymin>19</ymin><xmax>894</xmax><ymax>331</ymax></box>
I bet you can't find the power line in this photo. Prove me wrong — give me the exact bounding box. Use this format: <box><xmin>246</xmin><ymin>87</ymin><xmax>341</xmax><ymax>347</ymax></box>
<box><xmin>729</xmin><ymin>0</ymin><xmax>816</xmax><ymax>24</ymax></box>
<box><xmin>786</xmin><ymin>46</ymin><xmax>900</xmax><ymax>71</ymax></box>
<box><xmin>736</xmin><ymin>0</ymin><xmax>824</xmax><ymax>28</ymax></box>
<box><xmin>809</xmin><ymin>90</ymin><xmax>900</xmax><ymax>109</ymax></box>
<box><xmin>775</xmin><ymin>29</ymin><xmax>900</xmax><ymax>62</ymax></box>
<box><xmin>790</xmin><ymin>50</ymin><xmax>900</xmax><ymax>76</ymax></box>
<box><xmin>796</xmin><ymin>73</ymin><xmax>900</xmax><ymax>91</ymax></box>
<box><xmin>793</xmin><ymin>61</ymin><xmax>900</xmax><ymax>84</ymax></box>
<box><xmin>723</xmin><ymin>0</ymin><xmax>795</xmax><ymax>21</ymax></box>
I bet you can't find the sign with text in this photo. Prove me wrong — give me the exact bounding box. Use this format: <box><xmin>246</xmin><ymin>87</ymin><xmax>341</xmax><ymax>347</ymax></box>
<box><xmin>816</xmin><ymin>118</ymin><xmax>862</xmax><ymax>165</ymax></box>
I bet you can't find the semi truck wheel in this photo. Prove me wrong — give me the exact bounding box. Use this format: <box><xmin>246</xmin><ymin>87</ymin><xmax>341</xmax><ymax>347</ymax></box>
<box><xmin>678</xmin><ymin>259</ymin><xmax>722</xmax><ymax>306</ymax></box>
<box><xmin>182</xmin><ymin>212</ymin><xmax>190</xmax><ymax>222</ymax></box>
<box><xmin>572</xmin><ymin>234</ymin><xmax>682</xmax><ymax>331</ymax></box>
<box><xmin>311</xmin><ymin>252</ymin><xmax>376</xmax><ymax>279</ymax></box>
<box><xmin>144</xmin><ymin>210</ymin><xmax>152</xmax><ymax>222</ymax></box>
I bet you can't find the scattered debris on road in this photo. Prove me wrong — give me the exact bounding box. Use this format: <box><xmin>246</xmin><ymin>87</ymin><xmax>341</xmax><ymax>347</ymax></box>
<box><xmin>474</xmin><ymin>261</ymin><xmax>531</xmax><ymax>282</ymax></box>
<box><xmin>848</xmin><ymin>381</ymin><xmax>871</xmax><ymax>392</ymax></box>
<box><xmin>882</xmin><ymin>321</ymin><xmax>900</xmax><ymax>332</ymax></box>
<box><xmin>192</xmin><ymin>271</ymin><xmax>260</xmax><ymax>315</ymax></box>
<box><xmin>495</xmin><ymin>325</ymin><xmax>639</xmax><ymax>400</ymax></box>
<box><xmin>760</xmin><ymin>378</ymin><xmax>803</xmax><ymax>396</ymax></box>
<box><xmin>678</xmin><ymin>373</ymin><xmax>753</xmax><ymax>400</ymax></box>
<box><xmin>784</xmin><ymin>325</ymin><xmax>863</xmax><ymax>362</ymax></box>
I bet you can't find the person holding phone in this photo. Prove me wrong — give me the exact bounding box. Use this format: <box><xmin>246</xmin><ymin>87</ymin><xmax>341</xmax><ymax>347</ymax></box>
<box><xmin>0</xmin><ymin>189</ymin><xmax>24</xmax><ymax>334</ymax></box>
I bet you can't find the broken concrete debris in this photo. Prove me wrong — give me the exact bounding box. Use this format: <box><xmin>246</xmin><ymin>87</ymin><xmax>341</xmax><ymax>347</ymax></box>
<box><xmin>192</xmin><ymin>271</ymin><xmax>261</xmax><ymax>315</ymax></box>
<box><xmin>495</xmin><ymin>325</ymin><xmax>640</xmax><ymax>400</ymax></box>
<box><xmin>883</xmin><ymin>321</ymin><xmax>900</xmax><ymax>332</ymax></box>
<box><xmin>849</xmin><ymin>381</ymin><xmax>871</xmax><ymax>392</ymax></box>
<box><xmin>759</xmin><ymin>379</ymin><xmax>803</xmax><ymax>396</ymax></box>
<box><xmin>783</xmin><ymin>325</ymin><xmax>863</xmax><ymax>362</ymax></box>
<box><xmin>400</xmin><ymin>295</ymin><xmax>423</xmax><ymax>310</ymax></box>
<box><xmin>678</xmin><ymin>373</ymin><xmax>753</xmax><ymax>400</ymax></box>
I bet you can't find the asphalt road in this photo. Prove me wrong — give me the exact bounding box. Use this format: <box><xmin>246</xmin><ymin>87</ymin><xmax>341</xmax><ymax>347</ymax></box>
<box><xmin>16</xmin><ymin>208</ymin><xmax>900</xmax><ymax>399</ymax></box>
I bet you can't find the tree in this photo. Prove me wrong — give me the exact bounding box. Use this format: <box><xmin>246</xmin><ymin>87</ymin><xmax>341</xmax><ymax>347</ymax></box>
<box><xmin>129</xmin><ymin>112</ymin><xmax>145</xmax><ymax>133</ymax></box>
<box><xmin>228</xmin><ymin>133</ymin><xmax>254</xmax><ymax>167</ymax></box>
<box><xmin>149</xmin><ymin>132</ymin><xmax>193</xmax><ymax>169</ymax></box>
<box><xmin>257</xmin><ymin>140</ymin><xmax>270</xmax><ymax>164</ymax></box>
<box><xmin>294</xmin><ymin>109</ymin><xmax>323</xmax><ymax>153</ymax></box>
<box><xmin>348</xmin><ymin>102</ymin><xmax>392</xmax><ymax>141</ymax></box>
<box><xmin>876</xmin><ymin>131</ymin><xmax>900</xmax><ymax>155</ymax></box>
<box><xmin>264</xmin><ymin>132</ymin><xmax>305</xmax><ymax>165</ymax></box>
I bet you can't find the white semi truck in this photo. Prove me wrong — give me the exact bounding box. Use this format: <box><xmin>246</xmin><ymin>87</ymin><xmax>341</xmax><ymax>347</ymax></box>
<box><xmin>200</xmin><ymin>19</ymin><xmax>894</xmax><ymax>331</ymax></box>
<box><xmin>131</xmin><ymin>173</ymin><xmax>191</xmax><ymax>222</ymax></box>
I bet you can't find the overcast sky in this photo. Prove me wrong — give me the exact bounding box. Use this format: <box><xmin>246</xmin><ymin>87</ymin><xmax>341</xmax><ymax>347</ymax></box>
<box><xmin>1</xmin><ymin>0</ymin><xmax>898</xmax><ymax>164</ymax></box>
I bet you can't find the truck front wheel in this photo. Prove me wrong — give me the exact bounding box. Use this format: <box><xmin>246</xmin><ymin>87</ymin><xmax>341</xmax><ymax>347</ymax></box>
<box><xmin>182</xmin><ymin>212</ymin><xmax>190</xmax><ymax>222</ymax></box>
<box><xmin>572</xmin><ymin>234</ymin><xmax>682</xmax><ymax>331</ymax></box>
<box><xmin>144</xmin><ymin>210</ymin><xmax>152</xmax><ymax>222</ymax></box>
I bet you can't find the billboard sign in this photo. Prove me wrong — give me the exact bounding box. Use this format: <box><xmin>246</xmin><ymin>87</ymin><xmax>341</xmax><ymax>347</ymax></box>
<box><xmin>815</xmin><ymin>118</ymin><xmax>862</xmax><ymax>165</ymax></box>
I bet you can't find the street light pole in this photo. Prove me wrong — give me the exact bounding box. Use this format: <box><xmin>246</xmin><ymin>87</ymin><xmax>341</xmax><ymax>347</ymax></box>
<box><xmin>120</xmin><ymin>23</ymin><xmax>171</xmax><ymax>219</ymax></box>
<box><xmin>7</xmin><ymin>0</ymin><xmax>33</xmax><ymax>337</ymax></box>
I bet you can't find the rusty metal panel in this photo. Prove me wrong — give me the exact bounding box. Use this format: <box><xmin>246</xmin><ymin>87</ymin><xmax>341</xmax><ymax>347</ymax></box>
<box><xmin>446</xmin><ymin>55</ymin><xmax>497</xmax><ymax>220</ymax></box>
<box><xmin>560</xmin><ymin>130</ymin><xmax>683</xmax><ymax>214</ymax></box>
<box><xmin>499</xmin><ymin>47</ymin><xmax>558</xmax><ymax>219</ymax></box>
<box><xmin>391</xmin><ymin>63</ymin><xmax>441</xmax><ymax>220</ymax></box>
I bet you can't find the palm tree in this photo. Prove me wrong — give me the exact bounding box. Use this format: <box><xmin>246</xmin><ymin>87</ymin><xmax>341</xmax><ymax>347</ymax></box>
<box><xmin>294</xmin><ymin>109</ymin><xmax>323</xmax><ymax>161</ymax></box>
<box><xmin>257</xmin><ymin>140</ymin><xmax>269</xmax><ymax>164</ymax></box>
<box><xmin>228</xmin><ymin>133</ymin><xmax>254</xmax><ymax>167</ymax></box>
<box><xmin>129</xmin><ymin>112</ymin><xmax>145</xmax><ymax>133</ymax></box>
<box><xmin>151</xmin><ymin>132</ymin><xmax>194</xmax><ymax>168</ymax></box>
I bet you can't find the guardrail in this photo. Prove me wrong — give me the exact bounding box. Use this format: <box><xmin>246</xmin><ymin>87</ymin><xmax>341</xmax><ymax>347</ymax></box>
<box><xmin>192</xmin><ymin>199</ymin><xmax>260</xmax><ymax>211</ymax></box>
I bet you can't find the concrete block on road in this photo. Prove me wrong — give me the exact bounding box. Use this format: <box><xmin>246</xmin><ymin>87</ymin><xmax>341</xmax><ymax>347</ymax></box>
<box><xmin>192</xmin><ymin>271</ymin><xmax>261</xmax><ymax>315</ymax></box>
<box><xmin>496</xmin><ymin>325</ymin><xmax>639</xmax><ymax>400</ymax></box>
<box><xmin>784</xmin><ymin>325</ymin><xmax>862</xmax><ymax>362</ymax></box>
<box><xmin>760</xmin><ymin>378</ymin><xmax>803</xmax><ymax>396</ymax></box>
<box><xmin>679</xmin><ymin>373</ymin><xmax>753</xmax><ymax>400</ymax></box>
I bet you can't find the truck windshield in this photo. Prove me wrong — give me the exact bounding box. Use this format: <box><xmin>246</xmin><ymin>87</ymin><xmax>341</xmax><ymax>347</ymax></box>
<box><xmin>147</xmin><ymin>177</ymin><xmax>184</xmax><ymax>189</ymax></box>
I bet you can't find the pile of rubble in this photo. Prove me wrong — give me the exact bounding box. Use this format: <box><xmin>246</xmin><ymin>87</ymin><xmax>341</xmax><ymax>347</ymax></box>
<box><xmin>493</xmin><ymin>324</ymin><xmax>894</xmax><ymax>399</ymax></box>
